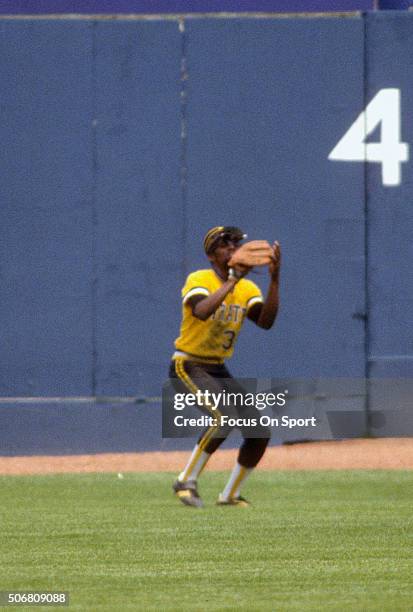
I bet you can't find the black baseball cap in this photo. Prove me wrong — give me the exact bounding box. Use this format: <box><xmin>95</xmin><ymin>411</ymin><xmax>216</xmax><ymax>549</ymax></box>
<box><xmin>203</xmin><ymin>226</ymin><xmax>247</xmax><ymax>254</ymax></box>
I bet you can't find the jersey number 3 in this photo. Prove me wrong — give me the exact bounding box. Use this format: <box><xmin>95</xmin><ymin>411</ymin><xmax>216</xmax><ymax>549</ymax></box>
<box><xmin>222</xmin><ymin>330</ymin><xmax>236</xmax><ymax>350</ymax></box>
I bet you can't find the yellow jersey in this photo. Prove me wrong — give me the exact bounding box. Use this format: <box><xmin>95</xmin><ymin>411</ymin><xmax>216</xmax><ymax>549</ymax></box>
<box><xmin>174</xmin><ymin>269</ymin><xmax>263</xmax><ymax>362</ymax></box>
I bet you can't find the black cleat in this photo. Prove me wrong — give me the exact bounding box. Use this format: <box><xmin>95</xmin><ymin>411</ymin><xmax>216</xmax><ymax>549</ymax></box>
<box><xmin>173</xmin><ymin>479</ymin><xmax>204</xmax><ymax>508</ymax></box>
<box><xmin>216</xmin><ymin>494</ymin><xmax>251</xmax><ymax>507</ymax></box>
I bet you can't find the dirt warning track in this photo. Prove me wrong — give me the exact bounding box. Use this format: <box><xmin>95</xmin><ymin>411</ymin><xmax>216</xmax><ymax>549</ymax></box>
<box><xmin>0</xmin><ymin>438</ymin><xmax>412</xmax><ymax>475</ymax></box>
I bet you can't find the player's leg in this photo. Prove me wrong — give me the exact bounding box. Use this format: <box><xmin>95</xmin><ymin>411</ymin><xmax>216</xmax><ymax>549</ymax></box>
<box><xmin>217</xmin><ymin>437</ymin><xmax>270</xmax><ymax>506</ymax></box>
<box><xmin>173</xmin><ymin>359</ymin><xmax>229</xmax><ymax>481</ymax></box>
<box><xmin>177</xmin><ymin>427</ymin><xmax>227</xmax><ymax>483</ymax></box>
<box><xmin>217</xmin><ymin>375</ymin><xmax>271</xmax><ymax>506</ymax></box>
<box><xmin>170</xmin><ymin>359</ymin><xmax>230</xmax><ymax>507</ymax></box>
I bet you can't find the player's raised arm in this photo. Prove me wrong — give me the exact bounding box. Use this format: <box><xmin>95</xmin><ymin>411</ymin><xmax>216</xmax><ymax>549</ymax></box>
<box><xmin>248</xmin><ymin>241</ymin><xmax>281</xmax><ymax>330</ymax></box>
<box><xmin>189</xmin><ymin>278</ymin><xmax>238</xmax><ymax>320</ymax></box>
<box><xmin>189</xmin><ymin>227</ymin><xmax>248</xmax><ymax>320</ymax></box>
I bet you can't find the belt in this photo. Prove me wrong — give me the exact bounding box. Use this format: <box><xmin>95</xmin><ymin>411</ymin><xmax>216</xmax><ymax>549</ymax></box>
<box><xmin>172</xmin><ymin>350</ymin><xmax>224</xmax><ymax>365</ymax></box>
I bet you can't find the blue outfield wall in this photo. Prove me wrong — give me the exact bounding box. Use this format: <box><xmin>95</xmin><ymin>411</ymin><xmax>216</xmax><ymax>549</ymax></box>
<box><xmin>0</xmin><ymin>14</ymin><xmax>412</xmax><ymax>453</ymax></box>
<box><xmin>0</xmin><ymin>0</ymin><xmax>377</xmax><ymax>15</ymax></box>
<box><xmin>365</xmin><ymin>13</ymin><xmax>413</xmax><ymax>379</ymax></box>
<box><xmin>3</xmin><ymin>0</ymin><xmax>413</xmax><ymax>14</ymax></box>
<box><xmin>0</xmin><ymin>21</ymin><xmax>95</xmax><ymax>396</ymax></box>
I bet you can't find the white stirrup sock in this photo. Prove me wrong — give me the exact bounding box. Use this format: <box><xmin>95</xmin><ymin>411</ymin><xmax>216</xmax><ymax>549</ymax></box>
<box><xmin>221</xmin><ymin>463</ymin><xmax>253</xmax><ymax>501</ymax></box>
<box><xmin>178</xmin><ymin>444</ymin><xmax>211</xmax><ymax>482</ymax></box>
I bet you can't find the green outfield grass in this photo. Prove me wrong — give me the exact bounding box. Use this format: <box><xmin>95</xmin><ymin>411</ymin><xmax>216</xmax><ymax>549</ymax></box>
<box><xmin>0</xmin><ymin>470</ymin><xmax>412</xmax><ymax>611</ymax></box>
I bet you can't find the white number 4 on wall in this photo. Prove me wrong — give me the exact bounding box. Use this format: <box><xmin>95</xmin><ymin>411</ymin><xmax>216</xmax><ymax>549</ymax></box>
<box><xmin>328</xmin><ymin>88</ymin><xmax>409</xmax><ymax>187</ymax></box>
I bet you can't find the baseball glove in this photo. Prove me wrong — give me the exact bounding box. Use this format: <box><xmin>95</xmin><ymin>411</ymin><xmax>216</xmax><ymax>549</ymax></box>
<box><xmin>228</xmin><ymin>240</ymin><xmax>273</xmax><ymax>268</ymax></box>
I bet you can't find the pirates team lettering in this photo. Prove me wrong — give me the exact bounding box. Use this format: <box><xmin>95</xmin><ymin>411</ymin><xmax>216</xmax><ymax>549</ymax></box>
<box><xmin>211</xmin><ymin>304</ymin><xmax>247</xmax><ymax>323</ymax></box>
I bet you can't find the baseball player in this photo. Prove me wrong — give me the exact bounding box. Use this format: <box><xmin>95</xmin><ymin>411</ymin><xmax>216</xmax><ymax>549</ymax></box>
<box><xmin>171</xmin><ymin>226</ymin><xmax>281</xmax><ymax>507</ymax></box>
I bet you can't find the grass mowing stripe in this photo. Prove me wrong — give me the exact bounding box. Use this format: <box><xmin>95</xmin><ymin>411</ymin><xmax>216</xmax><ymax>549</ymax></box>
<box><xmin>0</xmin><ymin>471</ymin><xmax>412</xmax><ymax>611</ymax></box>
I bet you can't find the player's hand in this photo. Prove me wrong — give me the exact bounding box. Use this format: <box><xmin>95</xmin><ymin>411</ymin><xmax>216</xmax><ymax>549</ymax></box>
<box><xmin>268</xmin><ymin>241</ymin><xmax>281</xmax><ymax>279</ymax></box>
